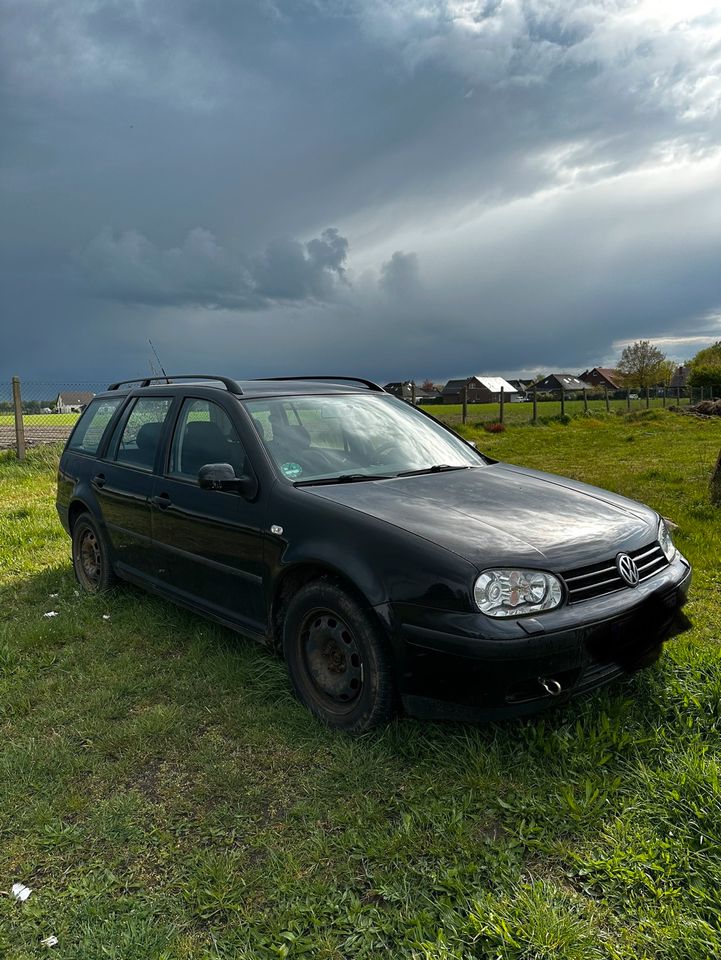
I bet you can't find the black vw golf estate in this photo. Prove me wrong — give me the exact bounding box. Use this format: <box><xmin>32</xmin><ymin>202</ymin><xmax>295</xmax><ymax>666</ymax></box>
<box><xmin>57</xmin><ymin>375</ymin><xmax>692</xmax><ymax>732</ymax></box>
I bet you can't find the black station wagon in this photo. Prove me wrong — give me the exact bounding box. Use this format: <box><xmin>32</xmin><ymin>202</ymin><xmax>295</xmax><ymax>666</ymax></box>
<box><xmin>57</xmin><ymin>375</ymin><xmax>692</xmax><ymax>732</ymax></box>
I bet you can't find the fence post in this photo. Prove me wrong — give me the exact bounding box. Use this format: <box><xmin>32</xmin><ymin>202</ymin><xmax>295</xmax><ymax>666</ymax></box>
<box><xmin>532</xmin><ymin>386</ymin><xmax>538</xmax><ymax>424</ymax></box>
<box><xmin>645</xmin><ymin>386</ymin><xmax>650</xmax><ymax>409</ymax></box>
<box><xmin>626</xmin><ymin>389</ymin><xmax>631</xmax><ymax>412</ymax></box>
<box><xmin>410</xmin><ymin>381</ymin><xmax>416</xmax><ymax>406</ymax></box>
<box><xmin>604</xmin><ymin>384</ymin><xmax>610</xmax><ymax>413</ymax></box>
<box><xmin>677</xmin><ymin>386</ymin><xmax>681</xmax><ymax>404</ymax></box>
<box><xmin>662</xmin><ymin>385</ymin><xmax>666</xmax><ymax>408</ymax></box>
<box><xmin>12</xmin><ymin>376</ymin><xmax>26</xmax><ymax>461</ymax></box>
<box><xmin>560</xmin><ymin>387</ymin><xmax>565</xmax><ymax>417</ymax></box>
<box><xmin>583</xmin><ymin>388</ymin><xmax>588</xmax><ymax>414</ymax></box>
<box><xmin>462</xmin><ymin>385</ymin><xmax>467</xmax><ymax>425</ymax></box>
<box><xmin>499</xmin><ymin>387</ymin><xmax>505</xmax><ymax>424</ymax></box>
<box><xmin>700</xmin><ymin>386</ymin><xmax>704</xmax><ymax>402</ymax></box>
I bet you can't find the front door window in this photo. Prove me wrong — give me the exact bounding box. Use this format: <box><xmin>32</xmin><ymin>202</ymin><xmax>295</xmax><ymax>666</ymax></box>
<box><xmin>169</xmin><ymin>398</ymin><xmax>247</xmax><ymax>482</ymax></box>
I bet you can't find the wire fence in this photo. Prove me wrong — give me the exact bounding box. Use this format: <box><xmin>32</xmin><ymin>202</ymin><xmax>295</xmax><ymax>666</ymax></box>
<box><xmin>0</xmin><ymin>379</ymin><xmax>110</xmax><ymax>455</ymax></box>
<box><xmin>0</xmin><ymin>376</ymin><xmax>716</xmax><ymax>458</ymax></box>
<box><xmin>425</xmin><ymin>383</ymin><xmax>711</xmax><ymax>428</ymax></box>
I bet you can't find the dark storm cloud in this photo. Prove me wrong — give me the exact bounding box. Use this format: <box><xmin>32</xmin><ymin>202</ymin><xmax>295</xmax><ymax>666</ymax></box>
<box><xmin>2</xmin><ymin>1</ymin><xmax>721</xmax><ymax>382</ymax></box>
<box><xmin>75</xmin><ymin>226</ymin><xmax>349</xmax><ymax>309</ymax></box>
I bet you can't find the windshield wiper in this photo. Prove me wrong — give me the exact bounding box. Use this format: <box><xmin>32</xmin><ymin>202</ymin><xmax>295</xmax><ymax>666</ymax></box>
<box><xmin>395</xmin><ymin>464</ymin><xmax>473</xmax><ymax>478</ymax></box>
<box><xmin>295</xmin><ymin>473</ymin><xmax>394</xmax><ymax>487</ymax></box>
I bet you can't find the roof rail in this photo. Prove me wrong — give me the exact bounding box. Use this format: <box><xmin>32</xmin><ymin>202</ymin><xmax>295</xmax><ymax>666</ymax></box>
<box><xmin>257</xmin><ymin>375</ymin><xmax>385</xmax><ymax>392</ymax></box>
<box><xmin>107</xmin><ymin>375</ymin><xmax>243</xmax><ymax>394</ymax></box>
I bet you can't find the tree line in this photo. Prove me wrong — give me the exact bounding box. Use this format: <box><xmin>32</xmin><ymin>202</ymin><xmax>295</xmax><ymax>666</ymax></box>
<box><xmin>616</xmin><ymin>339</ymin><xmax>721</xmax><ymax>391</ymax></box>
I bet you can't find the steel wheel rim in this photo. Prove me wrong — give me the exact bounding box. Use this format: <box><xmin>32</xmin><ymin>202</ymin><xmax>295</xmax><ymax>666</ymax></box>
<box><xmin>300</xmin><ymin>608</ymin><xmax>363</xmax><ymax>706</ymax></box>
<box><xmin>78</xmin><ymin>529</ymin><xmax>101</xmax><ymax>588</ymax></box>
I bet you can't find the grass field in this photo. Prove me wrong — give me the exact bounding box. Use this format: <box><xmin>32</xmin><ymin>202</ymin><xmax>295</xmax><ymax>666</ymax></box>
<box><xmin>0</xmin><ymin>413</ymin><xmax>79</xmax><ymax>427</ymax></box>
<box><xmin>425</xmin><ymin>395</ymin><xmax>688</xmax><ymax>427</ymax></box>
<box><xmin>1</xmin><ymin>410</ymin><xmax>721</xmax><ymax>959</ymax></box>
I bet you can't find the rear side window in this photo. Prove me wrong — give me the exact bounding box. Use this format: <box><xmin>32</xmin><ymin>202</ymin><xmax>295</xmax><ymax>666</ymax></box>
<box><xmin>67</xmin><ymin>398</ymin><xmax>123</xmax><ymax>455</ymax></box>
<box><xmin>109</xmin><ymin>397</ymin><xmax>173</xmax><ymax>472</ymax></box>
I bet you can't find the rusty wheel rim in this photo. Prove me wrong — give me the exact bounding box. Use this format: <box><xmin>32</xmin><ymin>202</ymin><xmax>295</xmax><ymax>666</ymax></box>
<box><xmin>77</xmin><ymin>528</ymin><xmax>102</xmax><ymax>589</ymax></box>
<box><xmin>300</xmin><ymin>608</ymin><xmax>363</xmax><ymax>706</ymax></box>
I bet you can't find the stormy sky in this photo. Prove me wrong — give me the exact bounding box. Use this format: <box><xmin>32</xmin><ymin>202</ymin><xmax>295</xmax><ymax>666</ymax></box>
<box><xmin>2</xmin><ymin>0</ymin><xmax>721</xmax><ymax>385</ymax></box>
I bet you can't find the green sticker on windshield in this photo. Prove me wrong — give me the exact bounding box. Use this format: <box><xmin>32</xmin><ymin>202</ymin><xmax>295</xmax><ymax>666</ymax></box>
<box><xmin>281</xmin><ymin>462</ymin><xmax>303</xmax><ymax>479</ymax></box>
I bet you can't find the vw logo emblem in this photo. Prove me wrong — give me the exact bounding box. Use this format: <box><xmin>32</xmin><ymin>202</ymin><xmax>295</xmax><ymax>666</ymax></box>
<box><xmin>617</xmin><ymin>553</ymin><xmax>640</xmax><ymax>587</ymax></box>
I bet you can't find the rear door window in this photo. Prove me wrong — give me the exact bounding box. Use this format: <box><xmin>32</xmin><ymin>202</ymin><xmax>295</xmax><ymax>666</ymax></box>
<box><xmin>67</xmin><ymin>398</ymin><xmax>123</xmax><ymax>455</ymax></box>
<box><xmin>108</xmin><ymin>397</ymin><xmax>173</xmax><ymax>472</ymax></box>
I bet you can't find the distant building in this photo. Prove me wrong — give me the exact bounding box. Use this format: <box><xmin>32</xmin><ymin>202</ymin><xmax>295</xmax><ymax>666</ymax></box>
<box><xmin>579</xmin><ymin>367</ymin><xmax>621</xmax><ymax>391</ymax></box>
<box><xmin>383</xmin><ymin>381</ymin><xmax>439</xmax><ymax>403</ymax></box>
<box><xmin>506</xmin><ymin>378</ymin><xmax>535</xmax><ymax>395</ymax></box>
<box><xmin>531</xmin><ymin>374</ymin><xmax>588</xmax><ymax>394</ymax></box>
<box><xmin>441</xmin><ymin>375</ymin><xmax>518</xmax><ymax>404</ymax></box>
<box><xmin>670</xmin><ymin>365</ymin><xmax>689</xmax><ymax>390</ymax></box>
<box><xmin>55</xmin><ymin>391</ymin><xmax>95</xmax><ymax>414</ymax></box>
<box><xmin>384</xmin><ymin>381</ymin><xmax>414</xmax><ymax>401</ymax></box>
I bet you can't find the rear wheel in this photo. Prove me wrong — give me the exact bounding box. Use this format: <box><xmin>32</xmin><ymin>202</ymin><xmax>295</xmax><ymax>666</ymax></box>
<box><xmin>282</xmin><ymin>580</ymin><xmax>396</xmax><ymax>733</ymax></box>
<box><xmin>72</xmin><ymin>514</ymin><xmax>116</xmax><ymax>594</ymax></box>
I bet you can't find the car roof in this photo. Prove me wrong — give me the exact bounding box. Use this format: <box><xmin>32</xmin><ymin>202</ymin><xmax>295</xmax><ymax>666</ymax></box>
<box><xmin>94</xmin><ymin>376</ymin><xmax>388</xmax><ymax>401</ymax></box>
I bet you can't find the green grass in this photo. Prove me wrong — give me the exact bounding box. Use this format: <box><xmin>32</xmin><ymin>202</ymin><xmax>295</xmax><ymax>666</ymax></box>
<box><xmin>1</xmin><ymin>411</ymin><xmax>721</xmax><ymax>959</ymax></box>
<box><xmin>426</xmin><ymin>395</ymin><xmax>688</xmax><ymax>427</ymax></box>
<box><xmin>0</xmin><ymin>413</ymin><xmax>79</xmax><ymax>426</ymax></box>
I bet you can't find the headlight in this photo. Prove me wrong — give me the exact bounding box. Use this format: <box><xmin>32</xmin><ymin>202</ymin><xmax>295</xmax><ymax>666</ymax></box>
<box><xmin>474</xmin><ymin>569</ymin><xmax>563</xmax><ymax>618</ymax></box>
<box><xmin>658</xmin><ymin>518</ymin><xmax>677</xmax><ymax>563</ymax></box>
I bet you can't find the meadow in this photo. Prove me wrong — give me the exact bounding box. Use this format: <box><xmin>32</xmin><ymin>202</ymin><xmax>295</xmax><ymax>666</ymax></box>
<box><xmin>0</xmin><ymin>413</ymin><xmax>79</xmax><ymax>427</ymax></box>
<box><xmin>426</xmin><ymin>394</ymin><xmax>683</xmax><ymax>427</ymax></box>
<box><xmin>1</xmin><ymin>409</ymin><xmax>720</xmax><ymax>959</ymax></box>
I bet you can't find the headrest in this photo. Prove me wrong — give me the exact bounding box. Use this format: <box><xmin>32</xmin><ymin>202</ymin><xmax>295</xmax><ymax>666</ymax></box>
<box><xmin>136</xmin><ymin>421</ymin><xmax>162</xmax><ymax>452</ymax></box>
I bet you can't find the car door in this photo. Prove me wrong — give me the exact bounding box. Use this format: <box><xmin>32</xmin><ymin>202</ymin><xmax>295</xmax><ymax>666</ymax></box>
<box><xmin>150</xmin><ymin>395</ymin><xmax>268</xmax><ymax>632</ymax></box>
<box><xmin>93</xmin><ymin>395</ymin><xmax>175</xmax><ymax>578</ymax></box>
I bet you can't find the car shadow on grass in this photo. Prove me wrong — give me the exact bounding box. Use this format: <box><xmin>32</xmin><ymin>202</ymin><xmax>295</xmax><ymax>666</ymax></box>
<box><xmin>4</xmin><ymin>561</ymin><xmax>690</xmax><ymax>781</ymax></box>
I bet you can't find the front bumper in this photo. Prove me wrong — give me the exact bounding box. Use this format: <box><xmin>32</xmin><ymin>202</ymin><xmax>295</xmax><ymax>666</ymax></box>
<box><xmin>386</xmin><ymin>553</ymin><xmax>692</xmax><ymax>721</ymax></box>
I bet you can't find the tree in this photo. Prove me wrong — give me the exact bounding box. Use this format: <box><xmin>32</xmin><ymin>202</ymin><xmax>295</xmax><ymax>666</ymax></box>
<box><xmin>691</xmin><ymin>341</ymin><xmax>721</xmax><ymax>366</ymax></box>
<box><xmin>420</xmin><ymin>379</ymin><xmax>436</xmax><ymax>393</ymax></box>
<box><xmin>689</xmin><ymin>364</ymin><xmax>721</xmax><ymax>390</ymax></box>
<box><xmin>657</xmin><ymin>359</ymin><xmax>678</xmax><ymax>387</ymax></box>
<box><xmin>689</xmin><ymin>341</ymin><xmax>721</xmax><ymax>390</ymax></box>
<box><xmin>616</xmin><ymin>340</ymin><xmax>667</xmax><ymax>388</ymax></box>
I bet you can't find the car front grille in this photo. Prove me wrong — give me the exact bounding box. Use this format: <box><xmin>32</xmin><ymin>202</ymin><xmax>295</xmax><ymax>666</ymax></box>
<box><xmin>562</xmin><ymin>541</ymin><xmax>669</xmax><ymax>604</ymax></box>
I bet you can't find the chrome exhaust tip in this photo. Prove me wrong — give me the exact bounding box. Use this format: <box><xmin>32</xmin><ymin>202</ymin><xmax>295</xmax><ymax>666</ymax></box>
<box><xmin>538</xmin><ymin>677</ymin><xmax>562</xmax><ymax>697</ymax></box>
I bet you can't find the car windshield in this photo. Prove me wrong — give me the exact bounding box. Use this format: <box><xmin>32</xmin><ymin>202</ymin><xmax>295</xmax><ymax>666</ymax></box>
<box><xmin>244</xmin><ymin>393</ymin><xmax>483</xmax><ymax>484</ymax></box>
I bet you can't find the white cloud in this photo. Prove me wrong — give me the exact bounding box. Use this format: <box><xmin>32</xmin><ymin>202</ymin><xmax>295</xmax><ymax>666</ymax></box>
<box><xmin>357</xmin><ymin>0</ymin><xmax>721</xmax><ymax>117</ymax></box>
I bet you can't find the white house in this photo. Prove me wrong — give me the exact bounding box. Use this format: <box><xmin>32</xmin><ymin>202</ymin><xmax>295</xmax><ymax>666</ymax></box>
<box><xmin>55</xmin><ymin>391</ymin><xmax>95</xmax><ymax>414</ymax></box>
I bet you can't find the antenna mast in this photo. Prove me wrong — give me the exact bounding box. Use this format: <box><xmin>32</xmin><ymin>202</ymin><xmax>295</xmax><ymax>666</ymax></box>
<box><xmin>149</xmin><ymin>340</ymin><xmax>170</xmax><ymax>383</ymax></box>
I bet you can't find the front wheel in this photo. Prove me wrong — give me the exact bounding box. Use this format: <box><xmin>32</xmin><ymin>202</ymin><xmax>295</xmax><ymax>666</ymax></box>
<box><xmin>72</xmin><ymin>514</ymin><xmax>116</xmax><ymax>594</ymax></box>
<box><xmin>282</xmin><ymin>580</ymin><xmax>396</xmax><ymax>733</ymax></box>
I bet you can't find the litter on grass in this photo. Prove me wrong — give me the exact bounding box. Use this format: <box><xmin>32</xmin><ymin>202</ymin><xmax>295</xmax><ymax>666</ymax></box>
<box><xmin>43</xmin><ymin>611</ymin><xmax>59</xmax><ymax>619</ymax></box>
<box><xmin>11</xmin><ymin>883</ymin><xmax>32</xmax><ymax>902</ymax></box>
<box><xmin>102</xmin><ymin>614</ymin><xmax>111</xmax><ymax>620</ymax></box>
<box><xmin>41</xmin><ymin>936</ymin><xmax>58</xmax><ymax>948</ymax></box>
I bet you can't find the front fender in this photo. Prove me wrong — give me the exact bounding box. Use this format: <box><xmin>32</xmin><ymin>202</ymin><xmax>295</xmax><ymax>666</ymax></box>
<box><xmin>266</xmin><ymin>484</ymin><xmax>477</xmax><ymax>612</ymax></box>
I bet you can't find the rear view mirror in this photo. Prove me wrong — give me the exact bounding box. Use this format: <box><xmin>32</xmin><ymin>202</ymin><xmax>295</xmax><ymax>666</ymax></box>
<box><xmin>198</xmin><ymin>463</ymin><xmax>258</xmax><ymax>500</ymax></box>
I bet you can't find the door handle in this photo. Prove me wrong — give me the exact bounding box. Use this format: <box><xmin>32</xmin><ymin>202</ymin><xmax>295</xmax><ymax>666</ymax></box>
<box><xmin>152</xmin><ymin>492</ymin><xmax>172</xmax><ymax>509</ymax></box>
<box><xmin>92</xmin><ymin>473</ymin><xmax>106</xmax><ymax>489</ymax></box>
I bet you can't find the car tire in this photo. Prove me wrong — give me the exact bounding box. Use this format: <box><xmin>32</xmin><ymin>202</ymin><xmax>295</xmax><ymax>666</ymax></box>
<box><xmin>72</xmin><ymin>514</ymin><xmax>117</xmax><ymax>594</ymax></box>
<box><xmin>282</xmin><ymin>580</ymin><xmax>396</xmax><ymax>733</ymax></box>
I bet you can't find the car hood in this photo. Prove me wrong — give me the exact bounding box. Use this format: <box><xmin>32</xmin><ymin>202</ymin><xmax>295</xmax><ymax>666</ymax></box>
<box><xmin>302</xmin><ymin>463</ymin><xmax>658</xmax><ymax>570</ymax></box>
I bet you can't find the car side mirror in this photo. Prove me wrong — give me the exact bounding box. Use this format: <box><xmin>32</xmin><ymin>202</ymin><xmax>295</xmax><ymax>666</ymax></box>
<box><xmin>198</xmin><ymin>463</ymin><xmax>258</xmax><ymax>500</ymax></box>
